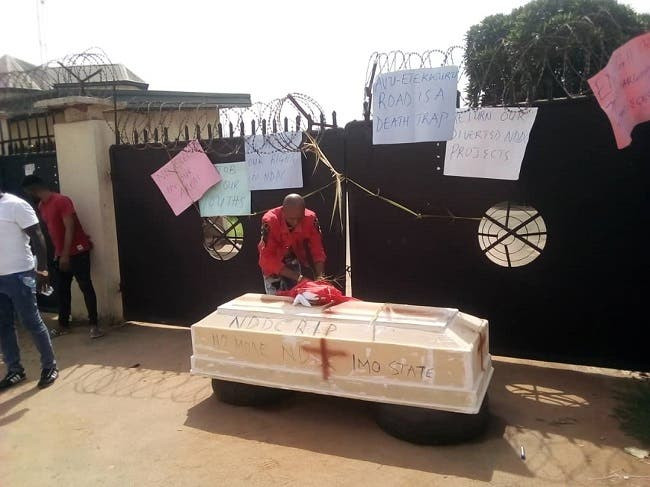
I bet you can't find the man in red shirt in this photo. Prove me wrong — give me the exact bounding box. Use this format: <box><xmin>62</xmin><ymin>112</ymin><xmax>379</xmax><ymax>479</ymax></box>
<box><xmin>22</xmin><ymin>176</ymin><xmax>104</xmax><ymax>339</ymax></box>
<box><xmin>258</xmin><ymin>194</ymin><xmax>326</xmax><ymax>295</ymax></box>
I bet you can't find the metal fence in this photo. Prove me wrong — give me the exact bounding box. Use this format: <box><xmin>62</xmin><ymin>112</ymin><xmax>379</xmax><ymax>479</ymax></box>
<box><xmin>0</xmin><ymin>113</ymin><xmax>56</xmax><ymax>155</ymax></box>
<box><xmin>118</xmin><ymin>110</ymin><xmax>338</xmax><ymax>146</ymax></box>
<box><xmin>111</xmin><ymin>93</ymin><xmax>337</xmax><ymax>152</ymax></box>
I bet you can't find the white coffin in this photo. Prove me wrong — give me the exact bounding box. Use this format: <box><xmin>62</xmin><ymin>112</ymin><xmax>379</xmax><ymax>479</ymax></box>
<box><xmin>191</xmin><ymin>294</ymin><xmax>493</xmax><ymax>414</ymax></box>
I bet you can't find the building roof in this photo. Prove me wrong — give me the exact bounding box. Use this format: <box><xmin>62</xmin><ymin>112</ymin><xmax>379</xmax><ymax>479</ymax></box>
<box><xmin>0</xmin><ymin>54</ymin><xmax>251</xmax><ymax>115</ymax></box>
<box><xmin>0</xmin><ymin>54</ymin><xmax>147</xmax><ymax>91</ymax></box>
<box><xmin>0</xmin><ymin>55</ymin><xmax>37</xmax><ymax>74</ymax></box>
<box><xmin>0</xmin><ymin>55</ymin><xmax>42</xmax><ymax>89</ymax></box>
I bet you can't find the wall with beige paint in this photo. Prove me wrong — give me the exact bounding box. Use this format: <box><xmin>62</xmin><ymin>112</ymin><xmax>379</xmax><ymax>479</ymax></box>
<box><xmin>53</xmin><ymin>119</ymin><xmax>122</xmax><ymax>324</ymax></box>
<box><xmin>43</xmin><ymin>105</ymin><xmax>224</xmax><ymax>324</ymax></box>
<box><xmin>106</xmin><ymin>108</ymin><xmax>221</xmax><ymax>143</ymax></box>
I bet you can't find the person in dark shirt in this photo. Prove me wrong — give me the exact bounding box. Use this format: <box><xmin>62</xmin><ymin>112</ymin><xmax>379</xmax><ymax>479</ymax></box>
<box><xmin>22</xmin><ymin>176</ymin><xmax>104</xmax><ymax>339</ymax></box>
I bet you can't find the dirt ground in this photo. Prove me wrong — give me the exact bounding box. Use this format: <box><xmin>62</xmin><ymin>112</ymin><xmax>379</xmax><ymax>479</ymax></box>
<box><xmin>1</xmin><ymin>317</ymin><xmax>649</xmax><ymax>487</ymax></box>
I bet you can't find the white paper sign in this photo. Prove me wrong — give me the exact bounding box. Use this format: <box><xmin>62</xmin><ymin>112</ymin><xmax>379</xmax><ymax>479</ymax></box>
<box><xmin>199</xmin><ymin>162</ymin><xmax>251</xmax><ymax>216</ymax></box>
<box><xmin>245</xmin><ymin>132</ymin><xmax>304</xmax><ymax>190</ymax></box>
<box><xmin>24</xmin><ymin>163</ymin><xmax>36</xmax><ymax>176</ymax></box>
<box><xmin>443</xmin><ymin>108</ymin><xmax>538</xmax><ymax>180</ymax></box>
<box><xmin>372</xmin><ymin>66</ymin><xmax>459</xmax><ymax>145</ymax></box>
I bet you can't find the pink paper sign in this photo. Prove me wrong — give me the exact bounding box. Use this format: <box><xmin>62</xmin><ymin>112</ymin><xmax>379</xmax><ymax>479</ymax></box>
<box><xmin>588</xmin><ymin>32</ymin><xmax>650</xmax><ymax>149</ymax></box>
<box><xmin>151</xmin><ymin>140</ymin><xmax>222</xmax><ymax>216</ymax></box>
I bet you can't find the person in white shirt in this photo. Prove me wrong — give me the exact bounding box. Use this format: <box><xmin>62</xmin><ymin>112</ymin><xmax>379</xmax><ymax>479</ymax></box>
<box><xmin>0</xmin><ymin>191</ymin><xmax>58</xmax><ymax>390</ymax></box>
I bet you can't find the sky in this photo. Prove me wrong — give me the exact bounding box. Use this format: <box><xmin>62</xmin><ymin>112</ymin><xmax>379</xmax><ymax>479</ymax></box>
<box><xmin>1</xmin><ymin>0</ymin><xmax>648</xmax><ymax>124</ymax></box>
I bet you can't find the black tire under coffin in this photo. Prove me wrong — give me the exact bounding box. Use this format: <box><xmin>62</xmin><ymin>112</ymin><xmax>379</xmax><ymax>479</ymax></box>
<box><xmin>211</xmin><ymin>379</ymin><xmax>293</xmax><ymax>406</ymax></box>
<box><xmin>374</xmin><ymin>396</ymin><xmax>490</xmax><ymax>445</ymax></box>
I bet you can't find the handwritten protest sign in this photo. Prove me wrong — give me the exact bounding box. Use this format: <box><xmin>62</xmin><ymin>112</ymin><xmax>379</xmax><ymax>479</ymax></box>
<box><xmin>151</xmin><ymin>140</ymin><xmax>221</xmax><ymax>216</ymax></box>
<box><xmin>588</xmin><ymin>32</ymin><xmax>650</xmax><ymax>149</ymax></box>
<box><xmin>443</xmin><ymin>108</ymin><xmax>538</xmax><ymax>180</ymax></box>
<box><xmin>372</xmin><ymin>66</ymin><xmax>459</xmax><ymax>145</ymax></box>
<box><xmin>245</xmin><ymin>132</ymin><xmax>304</xmax><ymax>190</ymax></box>
<box><xmin>199</xmin><ymin>162</ymin><xmax>251</xmax><ymax>216</ymax></box>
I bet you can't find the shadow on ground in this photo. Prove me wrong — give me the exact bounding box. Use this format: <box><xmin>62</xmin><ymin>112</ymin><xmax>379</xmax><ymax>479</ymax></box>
<box><xmin>186</xmin><ymin>389</ymin><xmax>527</xmax><ymax>482</ymax></box>
<box><xmin>0</xmin><ymin>386</ymin><xmax>39</xmax><ymax>427</ymax></box>
<box><xmin>184</xmin><ymin>357</ymin><xmax>642</xmax><ymax>483</ymax></box>
<box><xmin>3</xmin><ymin>321</ymin><xmax>646</xmax><ymax>484</ymax></box>
<box><xmin>1</xmin><ymin>320</ymin><xmax>200</xmax><ymax>423</ymax></box>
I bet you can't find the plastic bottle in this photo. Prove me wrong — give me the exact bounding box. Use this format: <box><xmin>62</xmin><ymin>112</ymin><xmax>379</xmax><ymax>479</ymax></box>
<box><xmin>30</xmin><ymin>257</ymin><xmax>54</xmax><ymax>296</ymax></box>
<box><xmin>21</xmin><ymin>275</ymin><xmax>54</xmax><ymax>296</ymax></box>
<box><xmin>41</xmin><ymin>284</ymin><xmax>54</xmax><ymax>296</ymax></box>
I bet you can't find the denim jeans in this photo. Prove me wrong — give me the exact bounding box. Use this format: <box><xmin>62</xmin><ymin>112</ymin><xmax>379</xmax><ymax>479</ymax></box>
<box><xmin>0</xmin><ymin>270</ymin><xmax>56</xmax><ymax>373</ymax></box>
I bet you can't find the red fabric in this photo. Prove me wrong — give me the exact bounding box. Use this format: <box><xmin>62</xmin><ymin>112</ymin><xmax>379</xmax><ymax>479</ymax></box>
<box><xmin>39</xmin><ymin>193</ymin><xmax>92</xmax><ymax>257</ymax></box>
<box><xmin>277</xmin><ymin>280</ymin><xmax>356</xmax><ymax>306</ymax></box>
<box><xmin>258</xmin><ymin>206</ymin><xmax>326</xmax><ymax>276</ymax></box>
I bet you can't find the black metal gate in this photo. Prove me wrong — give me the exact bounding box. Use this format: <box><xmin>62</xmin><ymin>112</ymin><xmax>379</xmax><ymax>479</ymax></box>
<box><xmin>0</xmin><ymin>153</ymin><xmax>59</xmax><ymax>195</ymax></box>
<box><xmin>110</xmin><ymin>129</ymin><xmax>346</xmax><ymax>325</ymax></box>
<box><xmin>109</xmin><ymin>98</ymin><xmax>649</xmax><ymax>370</ymax></box>
<box><xmin>346</xmin><ymin>97</ymin><xmax>650</xmax><ymax>371</ymax></box>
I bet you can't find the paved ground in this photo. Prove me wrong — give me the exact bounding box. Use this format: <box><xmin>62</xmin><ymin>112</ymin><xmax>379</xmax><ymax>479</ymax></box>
<box><xmin>1</xmin><ymin>318</ymin><xmax>649</xmax><ymax>486</ymax></box>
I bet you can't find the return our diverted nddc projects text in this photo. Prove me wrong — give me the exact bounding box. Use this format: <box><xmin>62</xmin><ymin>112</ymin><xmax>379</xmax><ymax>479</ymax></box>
<box><xmin>371</xmin><ymin>66</ymin><xmax>538</xmax><ymax>180</ymax></box>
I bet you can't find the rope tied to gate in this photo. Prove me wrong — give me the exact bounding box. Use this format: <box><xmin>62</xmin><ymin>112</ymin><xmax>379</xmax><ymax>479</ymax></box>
<box><xmin>155</xmin><ymin>135</ymin><xmax>482</xmax><ymax>226</ymax></box>
<box><xmin>301</xmin><ymin>137</ymin><xmax>481</xmax><ymax>226</ymax></box>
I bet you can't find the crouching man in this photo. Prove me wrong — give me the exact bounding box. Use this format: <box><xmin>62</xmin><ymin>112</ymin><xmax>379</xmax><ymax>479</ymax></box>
<box><xmin>258</xmin><ymin>194</ymin><xmax>326</xmax><ymax>295</ymax></box>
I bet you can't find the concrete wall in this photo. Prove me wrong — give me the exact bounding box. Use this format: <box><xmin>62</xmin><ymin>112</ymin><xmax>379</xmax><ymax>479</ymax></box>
<box><xmin>53</xmin><ymin>119</ymin><xmax>122</xmax><ymax>324</ymax></box>
<box><xmin>47</xmin><ymin>105</ymin><xmax>223</xmax><ymax>324</ymax></box>
<box><xmin>105</xmin><ymin>108</ymin><xmax>221</xmax><ymax>142</ymax></box>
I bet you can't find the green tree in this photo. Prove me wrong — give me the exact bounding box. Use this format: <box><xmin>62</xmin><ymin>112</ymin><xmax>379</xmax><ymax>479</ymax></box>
<box><xmin>464</xmin><ymin>0</ymin><xmax>649</xmax><ymax>106</ymax></box>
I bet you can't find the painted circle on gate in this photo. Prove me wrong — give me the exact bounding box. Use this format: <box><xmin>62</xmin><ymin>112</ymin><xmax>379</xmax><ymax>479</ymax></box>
<box><xmin>478</xmin><ymin>202</ymin><xmax>547</xmax><ymax>267</ymax></box>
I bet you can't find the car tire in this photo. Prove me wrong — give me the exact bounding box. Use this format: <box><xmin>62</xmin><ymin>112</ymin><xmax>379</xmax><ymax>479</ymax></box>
<box><xmin>375</xmin><ymin>396</ymin><xmax>490</xmax><ymax>445</ymax></box>
<box><xmin>211</xmin><ymin>379</ymin><xmax>293</xmax><ymax>407</ymax></box>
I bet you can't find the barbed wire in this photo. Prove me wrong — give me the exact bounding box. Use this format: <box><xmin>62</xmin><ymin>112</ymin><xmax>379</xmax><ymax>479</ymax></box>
<box><xmin>4</xmin><ymin>6</ymin><xmax>641</xmax><ymax>156</ymax></box>
<box><xmin>0</xmin><ymin>50</ymin><xmax>337</xmax><ymax>158</ymax></box>
<box><xmin>364</xmin><ymin>46</ymin><xmax>475</xmax><ymax>117</ymax></box>
<box><xmin>363</xmin><ymin>46</ymin><xmax>535</xmax><ymax>118</ymax></box>
<box><xmin>0</xmin><ymin>48</ymin><xmax>120</xmax><ymax>114</ymax></box>
<box><xmin>364</xmin><ymin>8</ymin><xmax>647</xmax><ymax>113</ymax></box>
<box><xmin>365</xmin><ymin>47</ymin><xmax>466</xmax><ymax>88</ymax></box>
<box><xmin>110</xmin><ymin>93</ymin><xmax>335</xmax><ymax>157</ymax></box>
<box><xmin>0</xmin><ymin>48</ymin><xmax>118</xmax><ymax>91</ymax></box>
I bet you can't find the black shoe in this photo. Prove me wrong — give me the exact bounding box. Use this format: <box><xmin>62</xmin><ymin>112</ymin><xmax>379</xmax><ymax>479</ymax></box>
<box><xmin>37</xmin><ymin>368</ymin><xmax>58</xmax><ymax>389</ymax></box>
<box><xmin>0</xmin><ymin>370</ymin><xmax>26</xmax><ymax>391</ymax></box>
